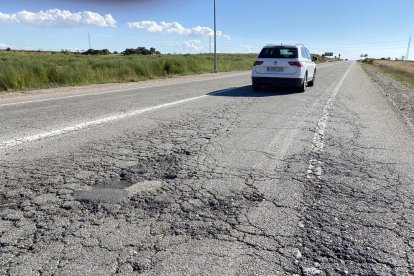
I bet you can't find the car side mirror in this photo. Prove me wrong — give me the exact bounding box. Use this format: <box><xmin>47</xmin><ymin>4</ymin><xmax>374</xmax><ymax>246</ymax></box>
<box><xmin>311</xmin><ymin>56</ymin><xmax>317</xmax><ymax>62</ymax></box>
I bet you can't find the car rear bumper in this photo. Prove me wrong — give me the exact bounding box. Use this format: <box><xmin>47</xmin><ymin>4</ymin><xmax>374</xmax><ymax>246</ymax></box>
<box><xmin>252</xmin><ymin>77</ymin><xmax>304</xmax><ymax>87</ymax></box>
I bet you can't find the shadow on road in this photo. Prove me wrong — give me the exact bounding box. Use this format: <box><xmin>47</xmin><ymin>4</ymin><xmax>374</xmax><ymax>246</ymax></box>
<box><xmin>208</xmin><ymin>85</ymin><xmax>296</xmax><ymax>98</ymax></box>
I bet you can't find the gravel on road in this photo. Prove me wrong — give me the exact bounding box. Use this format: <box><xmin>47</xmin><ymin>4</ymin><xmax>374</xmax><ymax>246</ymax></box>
<box><xmin>362</xmin><ymin>63</ymin><xmax>414</xmax><ymax>131</ymax></box>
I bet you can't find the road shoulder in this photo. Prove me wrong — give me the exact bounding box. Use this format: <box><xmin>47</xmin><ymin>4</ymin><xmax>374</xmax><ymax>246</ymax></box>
<box><xmin>298</xmin><ymin>63</ymin><xmax>414</xmax><ymax>275</ymax></box>
<box><xmin>362</xmin><ymin>63</ymin><xmax>414</xmax><ymax>132</ymax></box>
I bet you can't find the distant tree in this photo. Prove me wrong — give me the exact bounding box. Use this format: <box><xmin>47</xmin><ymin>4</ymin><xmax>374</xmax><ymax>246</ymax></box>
<box><xmin>387</xmin><ymin>57</ymin><xmax>391</xmax><ymax>60</ymax></box>
<box><xmin>338</xmin><ymin>53</ymin><xmax>341</xmax><ymax>59</ymax></box>
<box><xmin>83</xmin><ymin>49</ymin><xmax>110</xmax><ymax>55</ymax></box>
<box><xmin>122</xmin><ymin>47</ymin><xmax>161</xmax><ymax>56</ymax></box>
<box><xmin>6</xmin><ymin>47</ymin><xmax>11</xmax><ymax>51</ymax></box>
<box><xmin>395</xmin><ymin>58</ymin><xmax>399</xmax><ymax>61</ymax></box>
<box><xmin>113</xmin><ymin>51</ymin><xmax>118</xmax><ymax>54</ymax></box>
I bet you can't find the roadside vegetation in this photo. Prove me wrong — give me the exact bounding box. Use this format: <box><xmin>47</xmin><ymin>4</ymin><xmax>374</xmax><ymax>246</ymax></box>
<box><xmin>361</xmin><ymin>58</ymin><xmax>414</xmax><ymax>89</ymax></box>
<box><xmin>310</xmin><ymin>54</ymin><xmax>343</xmax><ymax>64</ymax></box>
<box><xmin>310</xmin><ymin>54</ymin><xmax>327</xmax><ymax>64</ymax></box>
<box><xmin>0</xmin><ymin>49</ymin><xmax>256</xmax><ymax>92</ymax></box>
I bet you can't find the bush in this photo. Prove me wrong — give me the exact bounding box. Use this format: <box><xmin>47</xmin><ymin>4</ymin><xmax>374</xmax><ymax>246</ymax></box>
<box><xmin>362</xmin><ymin>58</ymin><xmax>375</xmax><ymax>64</ymax></box>
<box><xmin>83</xmin><ymin>49</ymin><xmax>111</xmax><ymax>55</ymax></box>
<box><xmin>122</xmin><ymin>47</ymin><xmax>161</xmax><ymax>55</ymax></box>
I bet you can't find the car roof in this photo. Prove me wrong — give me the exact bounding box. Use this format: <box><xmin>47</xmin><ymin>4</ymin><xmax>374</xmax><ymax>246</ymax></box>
<box><xmin>263</xmin><ymin>44</ymin><xmax>304</xmax><ymax>48</ymax></box>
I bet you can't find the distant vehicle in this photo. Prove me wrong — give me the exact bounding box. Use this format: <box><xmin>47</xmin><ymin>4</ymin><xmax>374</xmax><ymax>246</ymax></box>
<box><xmin>252</xmin><ymin>44</ymin><xmax>317</xmax><ymax>92</ymax></box>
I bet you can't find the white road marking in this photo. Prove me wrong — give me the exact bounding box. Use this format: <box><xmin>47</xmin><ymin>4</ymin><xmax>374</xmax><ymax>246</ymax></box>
<box><xmin>0</xmin><ymin>88</ymin><xmax>232</xmax><ymax>150</ymax></box>
<box><xmin>307</xmin><ymin>63</ymin><xmax>353</xmax><ymax>180</ymax></box>
<box><xmin>0</xmin><ymin>72</ymin><xmax>249</xmax><ymax>107</ymax></box>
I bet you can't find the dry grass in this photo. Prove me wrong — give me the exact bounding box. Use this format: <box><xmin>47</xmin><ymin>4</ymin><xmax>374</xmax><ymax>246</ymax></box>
<box><xmin>374</xmin><ymin>60</ymin><xmax>414</xmax><ymax>75</ymax></box>
<box><xmin>370</xmin><ymin>60</ymin><xmax>414</xmax><ymax>89</ymax></box>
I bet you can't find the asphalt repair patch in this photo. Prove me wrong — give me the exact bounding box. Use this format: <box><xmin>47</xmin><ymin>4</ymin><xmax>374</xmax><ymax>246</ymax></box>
<box><xmin>73</xmin><ymin>181</ymin><xmax>164</xmax><ymax>203</ymax></box>
<box><xmin>73</xmin><ymin>188</ymin><xmax>128</xmax><ymax>203</ymax></box>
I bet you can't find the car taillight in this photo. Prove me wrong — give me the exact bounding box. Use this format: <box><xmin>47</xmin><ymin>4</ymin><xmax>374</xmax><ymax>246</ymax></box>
<box><xmin>253</xmin><ymin>61</ymin><xmax>264</xmax><ymax>66</ymax></box>
<box><xmin>288</xmin><ymin>61</ymin><xmax>303</xmax><ymax>67</ymax></box>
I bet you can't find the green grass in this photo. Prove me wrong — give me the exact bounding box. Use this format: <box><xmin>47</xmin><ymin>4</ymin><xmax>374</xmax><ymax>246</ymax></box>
<box><xmin>0</xmin><ymin>51</ymin><xmax>257</xmax><ymax>92</ymax></box>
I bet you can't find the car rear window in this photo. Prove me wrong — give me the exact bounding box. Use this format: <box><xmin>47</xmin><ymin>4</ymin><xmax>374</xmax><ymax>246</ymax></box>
<box><xmin>258</xmin><ymin>47</ymin><xmax>298</xmax><ymax>59</ymax></box>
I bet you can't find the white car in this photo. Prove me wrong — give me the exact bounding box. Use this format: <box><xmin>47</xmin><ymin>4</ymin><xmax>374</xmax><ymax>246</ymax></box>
<box><xmin>252</xmin><ymin>44</ymin><xmax>317</xmax><ymax>92</ymax></box>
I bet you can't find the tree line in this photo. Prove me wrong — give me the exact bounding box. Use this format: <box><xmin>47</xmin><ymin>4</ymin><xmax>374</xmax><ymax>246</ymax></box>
<box><xmin>2</xmin><ymin>47</ymin><xmax>162</xmax><ymax>56</ymax></box>
<box><xmin>82</xmin><ymin>47</ymin><xmax>161</xmax><ymax>56</ymax></box>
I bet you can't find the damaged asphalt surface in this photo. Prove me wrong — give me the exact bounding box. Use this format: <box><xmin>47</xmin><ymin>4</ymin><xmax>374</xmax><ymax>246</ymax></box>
<box><xmin>0</xmin><ymin>62</ymin><xmax>413</xmax><ymax>275</ymax></box>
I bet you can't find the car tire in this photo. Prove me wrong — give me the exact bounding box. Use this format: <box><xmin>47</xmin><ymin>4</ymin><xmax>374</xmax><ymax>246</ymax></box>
<box><xmin>308</xmin><ymin>71</ymin><xmax>316</xmax><ymax>87</ymax></box>
<box><xmin>298</xmin><ymin>74</ymin><xmax>307</xmax><ymax>92</ymax></box>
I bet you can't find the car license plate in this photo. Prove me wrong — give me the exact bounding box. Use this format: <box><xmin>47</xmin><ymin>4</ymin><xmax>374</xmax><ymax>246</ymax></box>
<box><xmin>267</xmin><ymin>66</ymin><xmax>284</xmax><ymax>72</ymax></box>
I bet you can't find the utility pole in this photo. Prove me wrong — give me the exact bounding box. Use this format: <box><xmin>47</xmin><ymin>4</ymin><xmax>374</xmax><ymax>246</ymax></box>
<box><xmin>213</xmin><ymin>0</ymin><xmax>217</xmax><ymax>73</ymax></box>
<box><xmin>88</xmin><ymin>33</ymin><xmax>91</xmax><ymax>49</ymax></box>
<box><xmin>406</xmin><ymin>35</ymin><xmax>411</xmax><ymax>61</ymax></box>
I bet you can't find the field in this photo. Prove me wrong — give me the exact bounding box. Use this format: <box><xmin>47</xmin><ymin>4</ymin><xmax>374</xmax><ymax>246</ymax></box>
<box><xmin>0</xmin><ymin>51</ymin><xmax>257</xmax><ymax>92</ymax></box>
<box><xmin>365</xmin><ymin>59</ymin><xmax>414</xmax><ymax>89</ymax></box>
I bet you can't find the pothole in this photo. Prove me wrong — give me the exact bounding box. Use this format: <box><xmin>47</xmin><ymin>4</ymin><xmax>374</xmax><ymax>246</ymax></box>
<box><xmin>73</xmin><ymin>180</ymin><xmax>164</xmax><ymax>203</ymax></box>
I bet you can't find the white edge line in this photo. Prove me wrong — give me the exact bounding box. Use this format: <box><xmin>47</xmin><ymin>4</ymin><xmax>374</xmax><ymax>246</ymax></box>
<box><xmin>0</xmin><ymin>88</ymin><xmax>233</xmax><ymax>150</ymax></box>
<box><xmin>0</xmin><ymin>72</ymin><xmax>249</xmax><ymax>107</ymax></box>
<box><xmin>306</xmin><ymin>62</ymin><xmax>354</xmax><ymax>180</ymax></box>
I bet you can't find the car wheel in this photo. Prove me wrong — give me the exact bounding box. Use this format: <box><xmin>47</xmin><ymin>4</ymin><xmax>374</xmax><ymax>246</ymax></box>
<box><xmin>298</xmin><ymin>74</ymin><xmax>307</xmax><ymax>92</ymax></box>
<box><xmin>308</xmin><ymin>71</ymin><xmax>316</xmax><ymax>87</ymax></box>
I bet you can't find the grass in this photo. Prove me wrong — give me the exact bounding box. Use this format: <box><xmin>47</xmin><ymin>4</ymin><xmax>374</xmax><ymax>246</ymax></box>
<box><xmin>310</xmin><ymin>54</ymin><xmax>327</xmax><ymax>64</ymax></box>
<box><xmin>0</xmin><ymin>51</ymin><xmax>257</xmax><ymax>92</ymax></box>
<box><xmin>362</xmin><ymin>59</ymin><xmax>414</xmax><ymax>89</ymax></box>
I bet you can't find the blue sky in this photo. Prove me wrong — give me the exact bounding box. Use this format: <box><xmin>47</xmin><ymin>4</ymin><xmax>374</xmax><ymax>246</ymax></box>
<box><xmin>0</xmin><ymin>0</ymin><xmax>413</xmax><ymax>60</ymax></box>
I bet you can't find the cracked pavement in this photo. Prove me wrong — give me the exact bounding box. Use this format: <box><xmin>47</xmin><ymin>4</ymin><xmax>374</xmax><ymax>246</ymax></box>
<box><xmin>0</xmin><ymin>64</ymin><xmax>413</xmax><ymax>275</ymax></box>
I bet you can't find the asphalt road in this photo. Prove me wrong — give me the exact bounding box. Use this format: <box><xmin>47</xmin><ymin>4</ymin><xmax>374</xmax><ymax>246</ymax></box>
<box><xmin>1</xmin><ymin>62</ymin><xmax>413</xmax><ymax>275</ymax></box>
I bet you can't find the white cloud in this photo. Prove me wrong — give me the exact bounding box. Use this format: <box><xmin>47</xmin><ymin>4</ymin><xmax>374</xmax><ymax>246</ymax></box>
<box><xmin>0</xmin><ymin>9</ymin><xmax>116</xmax><ymax>27</ymax></box>
<box><xmin>128</xmin><ymin>20</ymin><xmax>230</xmax><ymax>40</ymax></box>
<box><xmin>0</xmin><ymin>42</ymin><xmax>12</xmax><ymax>49</ymax></box>
<box><xmin>178</xmin><ymin>40</ymin><xmax>203</xmax><ymax>52</ymax></box>
<box><xmin>167</xmin><ymin>40</ymin><xmax>203</xmax><ymax>53</ymax></box>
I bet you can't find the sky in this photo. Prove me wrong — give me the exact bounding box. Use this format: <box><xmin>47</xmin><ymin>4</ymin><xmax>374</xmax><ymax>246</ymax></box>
<box><xmin>0</xmin><ymin>0</ymin><xmax>413</xmax><ymax>60</ymax></box>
